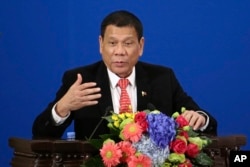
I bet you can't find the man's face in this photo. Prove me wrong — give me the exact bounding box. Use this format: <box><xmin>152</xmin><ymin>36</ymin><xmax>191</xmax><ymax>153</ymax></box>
<box><xmin>99</xmin><ymin>25</ymin><xmax>144</xmax><ymax>78</ymax></box>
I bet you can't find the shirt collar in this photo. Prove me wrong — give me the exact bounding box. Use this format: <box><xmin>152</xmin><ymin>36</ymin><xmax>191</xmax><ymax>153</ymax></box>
<box><xmin>107</xmin><ymin>67</ymin><xmax>136</xmax><ymax>89</ymax></box>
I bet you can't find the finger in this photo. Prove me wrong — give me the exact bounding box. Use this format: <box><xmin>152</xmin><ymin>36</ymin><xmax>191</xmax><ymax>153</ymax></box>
<box><xmin>193</xmin><ymin>115</ymin><xmax>205</xmax><ymax>130</ymax></box>
<box><xmin>189</xmin><ymin>115</ymin><xmax>197</xmax><ymax>128</ymax></box>
<box><xmin>182</xmin><ymin>111</ymin><xmax>192</xmax><ymax>122</ymax></box>
<box><xmin>81</xmin><ymin>100</ymin><xmax>99</xmax><ymax>106</ymax></box>
<box><xmin>78</xmin><ymin>82</ymin><xmax>98</xmax><ymax>91</ymax></box>
<box><xmin>77</xmin><ymin>87</ymin><xmax>101</xmax><ymax>97</ymax></box>
<box><xmin>81</xmin><ymin>93</ymin><xmax>102</xmax><ymax>101</ymax></box>
<box><xmin>193</xmin><ymin>123</ymin><xmax>200</xmax><ymax>131</ymax></box>
<box><xmin>67</xmin><ymin>93</ymin><xmax>101</xmax><ymax>110</ymax></box>
<box><xmin>193</xmin><ymin>118</ymin><xmax>203</xmax><ymax>130</ymax></box>
<box><xmin>181</xmin><ymin>110</ymin><xmax>190</xmax><ymax>118</ymax></box>
<box><xmin>74</xmin><ymin>73</ymin><xmax>83</xmax><ymax>86</ymax></box>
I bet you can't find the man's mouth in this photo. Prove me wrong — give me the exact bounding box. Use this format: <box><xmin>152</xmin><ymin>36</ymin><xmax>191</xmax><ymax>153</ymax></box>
<box><xmin>114</xmin><ymin>61</ymin><xmax>126</xmax><ymax>67</ymax></box>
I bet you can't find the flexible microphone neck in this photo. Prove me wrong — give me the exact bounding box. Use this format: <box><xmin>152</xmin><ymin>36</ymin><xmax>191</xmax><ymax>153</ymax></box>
<box><xmin>87</xmin><ymin>106</ymin><xmax>113</xmax><ymax>140</ymax></box>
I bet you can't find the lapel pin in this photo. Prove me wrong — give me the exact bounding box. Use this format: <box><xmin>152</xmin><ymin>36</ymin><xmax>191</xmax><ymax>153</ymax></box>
<box><xmin>141</xmin><ymin>91</ymin><xmax>147</xmax><ymax>97</ymax></box>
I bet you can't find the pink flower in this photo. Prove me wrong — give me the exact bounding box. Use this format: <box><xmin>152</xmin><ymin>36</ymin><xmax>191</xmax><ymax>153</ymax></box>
<box><xmin>117</xmin><ymin>141</ymin><xmax>136</xmax><ymax>163</ymax></box>
<box><xmin>128</xmin><ymin>154</ymin><xmax>152</xmax><ymax>167</ymax></box>
<box><xmin>122</xmin><ymin>122</ymin><xmax>143</xmax><ymax>142</ymax></box>
<box><xmin>100</xmin><ymin>140</ymin><xmax>122</xmax><ymax>167</ymax></box>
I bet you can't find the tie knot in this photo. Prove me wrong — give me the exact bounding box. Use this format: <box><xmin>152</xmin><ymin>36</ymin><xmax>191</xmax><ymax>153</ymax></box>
<box><xmin>118</xmin><ymin>78</ymin><xmax>129</xmax><ymax>89</ymax></box>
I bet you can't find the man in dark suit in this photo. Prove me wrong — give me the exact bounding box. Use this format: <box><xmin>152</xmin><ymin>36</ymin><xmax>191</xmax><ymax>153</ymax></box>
<box><xmin>32</xmin><ymin>10</ymin><xmax>217</xmax><ymax>140</ymax></box>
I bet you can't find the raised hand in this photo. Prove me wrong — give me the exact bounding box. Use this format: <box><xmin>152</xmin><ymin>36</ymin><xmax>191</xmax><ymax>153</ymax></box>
<box><xmin>55</xmin><ymin>73</ymin><xmax>101</xmax><ymax>117</ymax></box>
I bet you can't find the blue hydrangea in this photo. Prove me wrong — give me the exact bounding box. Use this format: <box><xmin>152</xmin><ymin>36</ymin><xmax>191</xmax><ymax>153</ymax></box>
<box><xmin>133</xmin><ymin>134</ymin><xmax>170</xmax><ymax>166</ymax></box>
<box><xmin>147</xmin><ymin>112</ymin><xmax>176</xmax><ymax>148</ymax></box>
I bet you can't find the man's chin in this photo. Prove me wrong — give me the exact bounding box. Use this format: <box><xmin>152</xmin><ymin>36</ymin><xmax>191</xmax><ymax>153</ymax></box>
<box><xmin>114</xmin><ymin>70</ymin><xmax>131</xmax><ymax>78</ymax></box>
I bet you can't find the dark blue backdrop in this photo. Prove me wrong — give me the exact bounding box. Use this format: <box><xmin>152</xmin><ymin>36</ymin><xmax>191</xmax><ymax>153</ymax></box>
<box><xmin>1</xmin><ymin>0</ymin><xmax>250</xmax><ymax>166</ymax></box>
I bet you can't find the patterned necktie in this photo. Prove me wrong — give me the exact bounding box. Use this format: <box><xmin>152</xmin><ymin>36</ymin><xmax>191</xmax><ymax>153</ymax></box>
<box><xmin>118</xmin><ymin>78</ymin><xmax>132</xmax><ymax>113</ymax></box>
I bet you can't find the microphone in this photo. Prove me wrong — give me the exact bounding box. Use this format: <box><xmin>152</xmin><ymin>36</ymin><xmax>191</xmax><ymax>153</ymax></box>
<box><xmin>88</xmin><ymin>106</ymin><xmax>113</xmax><ymax>140</ymax></box>
<box><xmin>147</xmin><ymin>103</ymin><xmax>156</xmax><ymax>111</ymax></box>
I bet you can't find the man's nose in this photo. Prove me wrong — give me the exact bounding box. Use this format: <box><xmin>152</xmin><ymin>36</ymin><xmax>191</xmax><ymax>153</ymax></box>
<box><xmin>114</xmin><ymin>43</ymin><xmax>126</xmax><ymax>55</ymax></box>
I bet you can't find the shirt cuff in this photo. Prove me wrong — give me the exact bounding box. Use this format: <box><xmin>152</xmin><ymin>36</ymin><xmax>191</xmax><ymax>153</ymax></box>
<box><xmin>52</xmin><ymin>103</ymin><xmax>70</xmax><ymax>125</ymax></box>
<box><xmin>196</xmin><ymin>110</ymin><xmax>210</xmax><ymax>131</ymax></box>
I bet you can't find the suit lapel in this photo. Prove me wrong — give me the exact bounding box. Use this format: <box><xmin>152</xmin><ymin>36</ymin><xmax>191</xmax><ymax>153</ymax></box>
<box><xmin>135</xmin><ymin>62</ymin><xmax>151</xmax><ymax>111</ymax></box>
<box><xmin>95</xmin><ymin>62</ymin><xmax>113</xmax><ymax>114</ymax></box>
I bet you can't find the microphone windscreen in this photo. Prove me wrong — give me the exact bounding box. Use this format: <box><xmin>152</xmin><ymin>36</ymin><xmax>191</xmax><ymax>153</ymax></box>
<box><xmin>147</xmin><ymin>103</ymin><xmax>156</xmax><ymax>111</ymax></box>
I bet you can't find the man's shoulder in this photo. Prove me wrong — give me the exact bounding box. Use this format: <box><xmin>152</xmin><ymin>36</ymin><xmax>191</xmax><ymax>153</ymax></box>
<box><xmin>62</xmin><ymin>61</ymin><xmax>106</xmax><ymax>81</ymax></box>
<box><xmin>67</xmin><ymin>61</ymin><xmax>104</xmax><ymax>72</ymax></box>
<box><xmin>137</xmin><ymin>61</ymin><xmax>173</xmax><ymax>73</ymax></box>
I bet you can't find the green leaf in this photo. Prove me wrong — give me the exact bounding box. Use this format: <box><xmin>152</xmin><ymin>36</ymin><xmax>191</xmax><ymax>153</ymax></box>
<box><xmin>102</xmin><ymin>115</ymin><xmax>112</xmax><ymax>122</ymax></box>
<box><xmin>188</xmin><ymin>129</ymin><xmax>199</xmax><ymax>137</ymax></box>
<box><xmin>99</xmin><ymin>133</ymin><xmax>114</xmax><ymax>139</ymax></box>
<box><xmin>192</xmin><ymin>152</ymin><xmax>213</xmax><ymax>166</ymax></box>
<box><xmin>88</xmin><ymin>138</ymin><xmax>104</xmax><ymax>149</ymax></box>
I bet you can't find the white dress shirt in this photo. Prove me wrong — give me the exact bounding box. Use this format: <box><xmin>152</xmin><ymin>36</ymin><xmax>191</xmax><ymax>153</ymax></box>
<box><xmin>107</xmin><ymin>67</ymin><xmax>137</xmax><ymax>114</ymax></box>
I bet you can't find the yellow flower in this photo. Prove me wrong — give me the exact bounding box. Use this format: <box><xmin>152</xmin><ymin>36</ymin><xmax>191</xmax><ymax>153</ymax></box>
<box><xmin>114</xmin><ymin>121</ymin><xmax>120</xmax><ymax>128</ymax></box>
<box><xmin>111</xmin><ymin>114</ymin><xmax>119</xmax><ymax>121</ymax></box>
<box><xmin>125</xmin><ymin>112</ymin><xmax>133</xmax><ymax>118</ymax></box>
<box><xmin>118</xmin><ymin>113</ymin><xmax>125</xmax><ymax>119</ymax></box>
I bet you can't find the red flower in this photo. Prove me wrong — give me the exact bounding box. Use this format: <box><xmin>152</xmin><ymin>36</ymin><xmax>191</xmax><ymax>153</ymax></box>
<box><xmin>178</xmin><ymin>130</ymin><xmax>189</xmax><ymax>139</ymax></box>
<box><xmin>170</xmin><ymin>139</ymin><xmax>187</xmax><ymax>154</ymax></box>
<box><xmin>186</xmin><ymin>143</ymin><xmax>199</xmax><ymax>158</ymax></box>
<box><xmin>175</xmin><ymin>115</ymin><xmax>189</xmax><ymax>128</ymax></box>
<box><xmin>134</xmin><ymin>112</ymin><xmax>148</xmax><ymax>132</ymax></box>
<box><xmin>134</xmin><ymin>111</ymin><xmax>147</xmax><ymax>122</ymax></box>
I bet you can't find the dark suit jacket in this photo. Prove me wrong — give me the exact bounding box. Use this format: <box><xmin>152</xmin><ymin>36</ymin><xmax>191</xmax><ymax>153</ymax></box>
<box><xmin>32</xmin><ymin>61</ymin><xmax>217</xmax><ymax>139</ymax></box>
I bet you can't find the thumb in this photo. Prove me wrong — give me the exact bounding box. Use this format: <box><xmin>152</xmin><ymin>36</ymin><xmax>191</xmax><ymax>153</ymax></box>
<box><xmin>74</xmin><ymin>73</ymin><xmax>83</xmax><ymax>86</ymax></box>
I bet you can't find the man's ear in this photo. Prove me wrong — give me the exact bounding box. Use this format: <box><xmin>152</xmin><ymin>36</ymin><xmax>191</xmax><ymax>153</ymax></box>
<box><xmin>99</xmin><ymin>35</ymin><xmax>103</xmax><ymax>54</ymax></box>
<box><xmin>139</xmin><ymin>37</ymin><xmax>145</xmax><ymax>56</ymax></box>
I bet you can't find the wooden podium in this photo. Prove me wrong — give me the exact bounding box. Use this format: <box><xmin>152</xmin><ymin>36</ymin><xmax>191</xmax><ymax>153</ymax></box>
<box><xmin>8</xmin><ymin>137</ymin><xmax>97</xmax><ymax>167</ymax></box>
<box><xmin>204</xmin><ymin>134</ymin><xmax>247</xmax><ymax>167</ymax></box>
<box><xmin>9</xmin><ymin>135</ymin><xmax>247</xmax><ymax>167</ymax></box>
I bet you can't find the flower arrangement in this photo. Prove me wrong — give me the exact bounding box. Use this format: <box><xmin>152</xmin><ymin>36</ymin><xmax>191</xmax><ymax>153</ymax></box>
<box><xmin>83</xmin><ymin>107</ymin><xmax>213</xmax><ymax>167</ymax></box>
